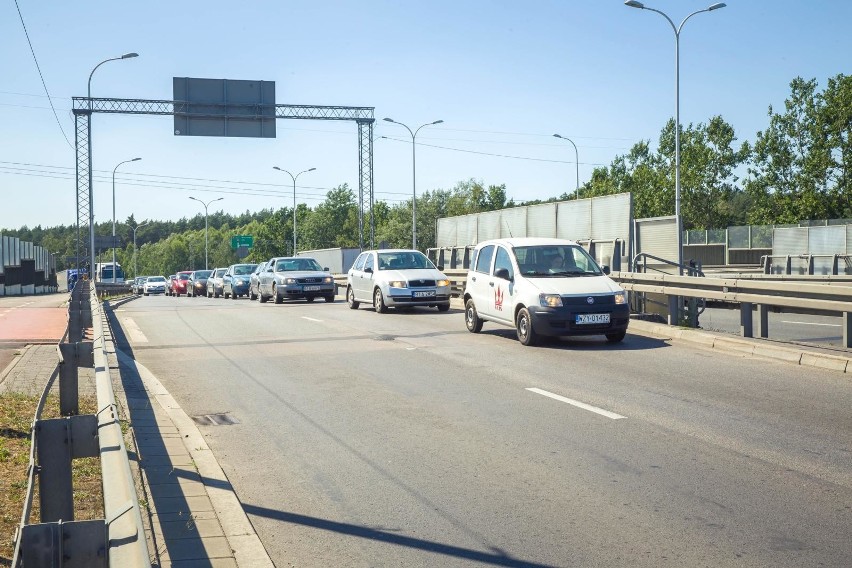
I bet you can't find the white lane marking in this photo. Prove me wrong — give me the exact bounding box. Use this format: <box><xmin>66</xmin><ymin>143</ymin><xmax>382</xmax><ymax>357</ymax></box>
<box><xmin>122</xmin><ymin>317</ymin><xmax>149</xmax><ymax>343</ymax></box>
<box><xmin>526</xmin><ymin>387</ymin><xmax>626</xmax><ymax>420</ymax></box>
<box><xmin>301</xmin><ymin>316</ymin><xmax>323</xmax><ymax>323</ymax></box>
<box><xmin>780</xmin><ymin>320</ymin><xmax>841</xmax><ymax>327</ymax></box>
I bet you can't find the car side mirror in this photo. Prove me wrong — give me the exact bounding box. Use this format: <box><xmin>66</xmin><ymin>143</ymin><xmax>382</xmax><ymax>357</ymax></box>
<box><xmin>364</xmin><ymin>267</ymin><xmax>373</xmax><ymax>274</ymax></box>
<box><xmin>267</xmin><ymin>267</ymin><xmax>273</xmax><ymax>272</ymax></box>
<box><xmin>494</xmin><ymin>267</ymin><xmax>512</xmax><ymax>281</ymax></box>
<box><xmin>437</xmin><ymin>264</ymin><xmax>444</xmax><ymax>271</ymax></box>
<box><xmin>602</xmin><ymin>265</ymin><xmax>611</xmax><ymax>275</ymax></box>
<box><xmin>324</xmin><ymin>267</ymin><xmax>330</xmax><ymax>272</ymax></box>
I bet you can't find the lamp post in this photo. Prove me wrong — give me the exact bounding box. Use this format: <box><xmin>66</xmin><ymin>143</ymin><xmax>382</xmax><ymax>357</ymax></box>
<box><xmin>383</xmin><ymin>118</ymin><xmax>443</xmax><ymax>250</ymax></box>
<box><xmin>111</xmin><ymin>157</ymin><xmax>141</xmax><ymax>282</ymax></box>
<box><xmin>273</xmin><ymin>166</ymin><xmax>316</xmax><ymax>255</ymax></box>
<box><xmin>131</xmin><ymin>221</ymin><xmax>149</xmax><ymax>278</ymax></box>
<box><xmin>188</xmin><ymin>196</ymin><xmax>223</xmax><ymax>269</ymax></box>
<box><xmin>86</xmin><ymin>52</ymin><xmax>138</xmax><ymax>279</ymax></box>
<box><xmin>624</xmin><ymin>1</ymin><xmax>725</xmax><ymax>274</ymax></box>
<box><xmin>552</xmin><ymin>134</ymin><xmax>580</xmax><ymax>199</ymax></box>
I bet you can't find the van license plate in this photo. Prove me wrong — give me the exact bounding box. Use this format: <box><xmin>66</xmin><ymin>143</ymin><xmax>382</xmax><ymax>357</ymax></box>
<box><xmin>414</xmin><ymin>290</ymin><xmax>436</xmax><ymax>298</ymax></box>
<box><xmin>304</xmin><ymin>286</ymin><xmax>320</xmax><ymax>291</ymax></box>
<box><xmin>576</xmin><ymin>313</ymin><xmax>610</xmax><ymax>325</ymax></box>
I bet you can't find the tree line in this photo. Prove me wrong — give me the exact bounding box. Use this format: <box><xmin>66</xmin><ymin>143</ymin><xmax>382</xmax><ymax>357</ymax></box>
<box><xmin>3</xmin><ymin>74</ymin><xmax>849</xmax><ymax>276</ymax></box>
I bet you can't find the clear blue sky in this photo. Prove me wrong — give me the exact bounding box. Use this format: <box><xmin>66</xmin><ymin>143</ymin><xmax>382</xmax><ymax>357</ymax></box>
<box><xmin>2</xmin><ymin>0</ymin><xmax>850</xmax><ymax>230</ymax></box>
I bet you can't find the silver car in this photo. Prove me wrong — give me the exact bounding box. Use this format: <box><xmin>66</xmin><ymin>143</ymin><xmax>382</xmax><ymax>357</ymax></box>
<box><xmin>249</xmin><ymin>261</ymin><xmax>267</xmax><ymax>301</ymax></box>
<box><xmin>346</xmin><ymin>249</ymin><xmax>451</xmax><ymax>313</ymax></box>
<box><xmin>143</xmin><ymin>275</ymin><xmax>167</xmax><ymax>295</ymax></box>
<box><xmin>257</xmin><ymin>257</ymin><xmax>336</xmax><ymax>304</ymax></box>
<box><xmin>207</xmin><ymin>267</ymin><xmax>227</xmax><ymax>298</ymax></box>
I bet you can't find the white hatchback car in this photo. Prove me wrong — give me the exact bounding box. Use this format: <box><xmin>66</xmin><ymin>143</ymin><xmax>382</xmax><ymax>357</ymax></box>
<box><xmin>346</xmin><ymin>249</ymin><xmax>451</xmax><ymax>313</ymax></box>
<box><xmin>463</xmin><ymin>238</ymin><xmax>629</xmax><ymax>345</ymax></box>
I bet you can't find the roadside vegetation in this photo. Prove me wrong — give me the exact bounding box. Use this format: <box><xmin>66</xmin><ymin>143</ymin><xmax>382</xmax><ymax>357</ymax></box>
<box><xmin>0</xmin><ymin>393</ymin><xmax>101</xmax><ymax>566</ymax></box>
<box><xmin>3</xmin><ymin>73</ymin><xmax>849</xmax><ymax>277</ymax></box>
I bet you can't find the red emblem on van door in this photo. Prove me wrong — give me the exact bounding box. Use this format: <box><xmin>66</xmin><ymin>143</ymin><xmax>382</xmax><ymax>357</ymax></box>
<box><xmin>495</xmin><ymin>287</ymin><xmax>504</xmax><ymax>311</ymax></box>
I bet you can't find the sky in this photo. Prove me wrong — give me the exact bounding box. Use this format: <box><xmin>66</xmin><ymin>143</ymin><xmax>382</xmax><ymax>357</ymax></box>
<box><xmin>1</xmin><ymin>0</ymin><xmax>850</xmax><ymax>232</ymax></box>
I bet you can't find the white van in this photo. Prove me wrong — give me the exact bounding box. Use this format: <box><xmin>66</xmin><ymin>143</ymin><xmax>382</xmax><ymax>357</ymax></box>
<box><xmin>462</xmin><ymin>238</ymin><xmax>629</xmax><ymax>346</ymax></box>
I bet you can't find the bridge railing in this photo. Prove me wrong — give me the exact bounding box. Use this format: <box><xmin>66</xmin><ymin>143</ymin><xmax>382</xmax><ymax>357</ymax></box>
<box><xmin>11</xmin><ymin>281</ymin><xmax>150</xmax><ymax>567</ymax></box>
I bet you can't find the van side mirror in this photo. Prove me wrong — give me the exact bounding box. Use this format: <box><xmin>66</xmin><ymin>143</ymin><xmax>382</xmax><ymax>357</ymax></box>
<box><xmin>364</xmin><ymin>267</ymin><xmax>373</xmax><ymax>274</ymax></box>
<box><xmin>494</xmin><ymin>267</ymin><xmax>512</xmax><ymax>281</ymax></box>
<box><xmin>602</xmin><ymin>265</ymin><xmax>611</xmax><ymax>275</ymax></box>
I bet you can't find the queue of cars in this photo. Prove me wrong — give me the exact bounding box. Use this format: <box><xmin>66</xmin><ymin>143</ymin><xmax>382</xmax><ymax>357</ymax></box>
<box><xmin>134</xmin><ymin>239</ymin><xmax>630</xmax><ymax>346</ymax></box>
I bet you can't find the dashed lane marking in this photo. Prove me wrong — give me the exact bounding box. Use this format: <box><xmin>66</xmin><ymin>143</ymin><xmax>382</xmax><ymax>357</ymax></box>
<box><xmin>526</xmin><ymin>387</ymin><xmax>626</xmax><ymax>420</ymax></box>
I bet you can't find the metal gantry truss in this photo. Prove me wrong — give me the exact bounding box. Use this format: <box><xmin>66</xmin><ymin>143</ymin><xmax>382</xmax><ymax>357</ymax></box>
<box><xmin>71</xmin><ymin>97</ymin><xmax>375</xmax><ymax>271</ymax></box>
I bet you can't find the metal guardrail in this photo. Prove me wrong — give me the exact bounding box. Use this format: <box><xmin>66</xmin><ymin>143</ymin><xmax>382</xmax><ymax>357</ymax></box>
<box><xmin>11</xmin><ymin>282</ymin><xmax>150</xmax><ymax>567</ymax></box>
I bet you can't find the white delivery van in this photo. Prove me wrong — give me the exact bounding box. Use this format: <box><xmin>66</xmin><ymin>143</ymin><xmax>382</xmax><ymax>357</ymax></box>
<box><xmin>462</xmin><ymin>238</ymin><xmax>629</xmax><ymax>346</ymax></box>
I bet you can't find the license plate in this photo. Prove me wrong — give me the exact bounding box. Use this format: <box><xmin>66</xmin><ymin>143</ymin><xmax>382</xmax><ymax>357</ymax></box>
<box><xmin>304</xmin><ymin>286</ymin><xmax>321</xmax><ymax>291</ymax></box>
<box><xmin>413</xmin><ymin>290</ymin><xmax>436</xmax><ymax>298</ymax></box>
<box><xmin>576</xmin><ymin>313</ymin><xmax>610</xmax><ymax>325</ymax></box>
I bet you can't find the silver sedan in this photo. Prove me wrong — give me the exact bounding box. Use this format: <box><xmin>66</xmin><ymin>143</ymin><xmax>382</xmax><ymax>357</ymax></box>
<box><xmin>257</xmin><ymin>257</ymin><xmax>336</xmax><ymax>304</ymax></box>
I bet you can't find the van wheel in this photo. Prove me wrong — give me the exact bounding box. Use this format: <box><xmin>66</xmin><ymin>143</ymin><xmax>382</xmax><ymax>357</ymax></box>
<box><xmin>373</xmin><ymin>288</ymin><xmax>387</xmax><ymax>313</ymax></box>
<box><xmin>606</xmin><ymin>330</ymin><xmax>626</xmax><ymax>343</ymax></box>
<box><xmin>516</xmin><ymin>308</ymin><xmax>539</xmax><ymax>346</ymax></box>
<box><xmin>347</xmin><ymin>287</ymin><xmax>359</xmax><ymax>309</ymax></box>
<box><xmin>465</xmin><ymin>299</ymin><xmax>483</xmax><ymax>333</ymax></box>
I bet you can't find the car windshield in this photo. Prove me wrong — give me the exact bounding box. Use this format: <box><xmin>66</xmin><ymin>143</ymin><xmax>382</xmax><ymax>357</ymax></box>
<box><xmin>195</xmin><ymin>270</ymin><xmax>212</xmax><ymax>278</ymax></box>
<box><xmin>377</xmin><ymin>252</ymin><xmax>433</xmax><ymax>270</ymax></box>
<box><xmin>148</xmin><ymin>276</ymin><xmax>165</xmax><ymax>282</ymax></box>
<box><xmin>179</xmin><ymin>274</ymin><xmax>190</xmax><ymax>280</ymax></box>
<box><xmin>513</xmin><ymin>245</ymin><xmax>603</xmax><ymax>277</ymax></box>
<box><xmin>232</xmin><ymin>264</ymin><xmax>256</xmax><ymax>275</ymax></box>
<box><xmin>214</xmin><ymin>269</ymin><xmax>226</xmax><ymax>277</ymax></box>
<box><xmin>275</xmin><ymin>258</ymin><xmax>323</xmax><ymax>272</ymax></box>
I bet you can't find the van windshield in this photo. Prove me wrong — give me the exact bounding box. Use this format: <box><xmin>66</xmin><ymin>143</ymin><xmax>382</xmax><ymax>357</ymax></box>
<box><xmin>513</xmin><ymin>245</ymin><xmax>602</xmax><ymax>277</ymax></box>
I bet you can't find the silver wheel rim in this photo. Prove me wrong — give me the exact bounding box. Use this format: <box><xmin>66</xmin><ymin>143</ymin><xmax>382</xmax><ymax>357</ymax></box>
<box><xmin>519</xmin><ymin>314</ymin><xmax>528</xmax><ymax>338</ymax></box>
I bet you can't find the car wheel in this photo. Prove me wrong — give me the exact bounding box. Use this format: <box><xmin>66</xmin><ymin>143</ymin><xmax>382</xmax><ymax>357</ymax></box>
<box><xmin>516</xmin><ymin>307</ymin><xmax>539</xmax><ymax>346</ymax></box>
<box><xmin>465</xmin><ymin>299</ymin><xmax>483</xmax><ymax>333</ymax></box>
<box><xmin>606</xmin><ymin>330</ymin><xmax>626</xmax><ymax>343</ymax></box>
<box><xmin>232</xmin><ymin>290</ymin><xmax>238</xmax><ymax>300</ymax></box>
<box><xmin>306</xmin><ymin>296</ymin><xmax>315</xmax><ymax>303</ymax></box>
<box><xmin>347</xmin><ymin>286</ymin><xmax>359</xmax><ymax>309</ymax></box>
<box><xmin>250</xmin><ymin>287</ymin><xmax>257</xmax><ymax>301</ymax></box>
<box><xmin>373</xmin><ymin>288</ymin><xmax>387</xmax><ymax>313</ymax></box>
<box><xmin>324</xmin><ymin>294</ymin><xmax>335</xmax><ymax>303</ymax></box>
<box><xmin>437</xmin><ymin>303</ymin><xmax>450</xmax><ymax>312</ymax></box>
<box><xmin>273</xmin><ymin>284</ymin><xmax>283</xmax><ymax>304</ymax></box>
<box><xmin>144</xmin><ymin>292</ymin><xmax>149</xmax><ymax>296</ymax></box>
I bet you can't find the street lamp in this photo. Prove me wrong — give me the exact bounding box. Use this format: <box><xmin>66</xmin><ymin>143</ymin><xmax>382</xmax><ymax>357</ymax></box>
<box><xmin>111</xmin><ymin>157</ymin><xmax>141</xmax><ymax>282</ymax></box>
<box><xmin>552</xmin><ymin>134</ymin><xmax>580</xmax><ymax>199</ymax></box>
<box><xmin>383</xmin><ymin>117</ymin><xmax>443</xmax><ymax>250</ymax></box>
<box><xmin>86</xmin><ymin>52</ymin><xmax>138</xmax><ymax>278</ymax></box>
<box><xmin>273</xmin><ymin>166</ymin><xmax>316</xmax><ymax>255</ymax></box>
<box><xmin>624</xmin><ymin>1</ymin><xmax>725</xmax><ymax>273</ymax></box>
<box><xmin>188</xmin><ymin>196</ymin><xmax>223</xmax><ymax>269</ymax></box>
<box><xmin>131</xmin><ymin>221</ymin><xmax>149</xmax><ymax>278</ymax></box>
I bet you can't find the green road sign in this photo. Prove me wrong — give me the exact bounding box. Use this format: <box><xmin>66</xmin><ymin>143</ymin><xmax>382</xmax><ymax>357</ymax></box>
<box><xmin>231</xmin><ymin>235</ymin><xmax>253</xmax><ymax>249</ymax></box>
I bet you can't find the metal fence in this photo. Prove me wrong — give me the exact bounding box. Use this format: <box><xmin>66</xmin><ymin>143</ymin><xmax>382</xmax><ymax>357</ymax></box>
<box><xmin>12</xmin><ymin>281</ymin><xmax>150</xmax><ymax>567</ymax></box>
<box><xmin>0</xmin><ymin>234</ymin><xmax>59</xmax><ymax>296</ymax></box>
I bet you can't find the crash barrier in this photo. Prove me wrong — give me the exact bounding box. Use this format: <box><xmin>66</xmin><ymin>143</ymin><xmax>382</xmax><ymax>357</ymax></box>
<box><xmin>12</xmin><ymin>281</ymin><xmax>150</xmax><ymax>567</ymax></box>
<box><xmin>611</xmin><ymin>271</ymin><xmax>852</xmax><ymax>348</ymax></box>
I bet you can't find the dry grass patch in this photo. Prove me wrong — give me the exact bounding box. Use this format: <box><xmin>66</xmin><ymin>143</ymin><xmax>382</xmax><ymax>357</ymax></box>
<box><xmin>0</xmin><ymin>393</ymin><xmax>102</xmax><ymax>566</ymax></box>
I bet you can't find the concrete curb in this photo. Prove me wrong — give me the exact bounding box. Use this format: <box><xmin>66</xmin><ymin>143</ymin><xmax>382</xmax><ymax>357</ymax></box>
<box><xmin>627</xmin><ymin>319</ymin><xmax>851</xmax><ymax>374</ymax></box>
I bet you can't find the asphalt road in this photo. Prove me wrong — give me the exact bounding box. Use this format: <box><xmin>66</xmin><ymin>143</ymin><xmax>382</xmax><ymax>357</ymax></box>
<box><xmin>113</xmin><ymin>293</ymin><xmax>852</xmax><ymax>567</ymax></box>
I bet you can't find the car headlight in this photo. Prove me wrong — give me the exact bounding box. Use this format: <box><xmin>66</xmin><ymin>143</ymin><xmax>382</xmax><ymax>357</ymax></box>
<box><xmin>323</xmin><ymin>277</ymin><xmax>333</xmax><ymax>284</ymax></box>
<box><xmin>389</xmin><ymin>280</ymin><xmax>407</xmax><ymax>288</ymax></box>
<box><xmin>236</xmin><ymin>278</ymin><xmax>246</xmax><ymax>285</ymax></box>
<box><xmin>436</xmin><ymin>279</ymin><xmax>450</xmax><ymax>287</ymax></box>
<box><xmin>540</xmin><ymin>293</ymin><xmax>563</xmax><ymax>308</ymax></box>
<box><xmin>284</xmin><ymin>278</ymin><xmax>297</xmax><ymax>284</ymax></box>
<box><xmin>614</xmin><ymin>290</ymin><xmax>628</xmax><ymax>305</ymax></box>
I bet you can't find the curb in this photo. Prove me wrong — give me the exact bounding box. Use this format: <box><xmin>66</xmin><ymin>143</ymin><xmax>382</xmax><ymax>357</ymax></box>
<box><xmin>0</xmin><ymin>344</ymin><xmax>30</xmax><ymax>387</ymax></box>
<box><xmin>626</xmin><ymin>319</ymin><xmax>851</xmax><ymax>374</ymax></box>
